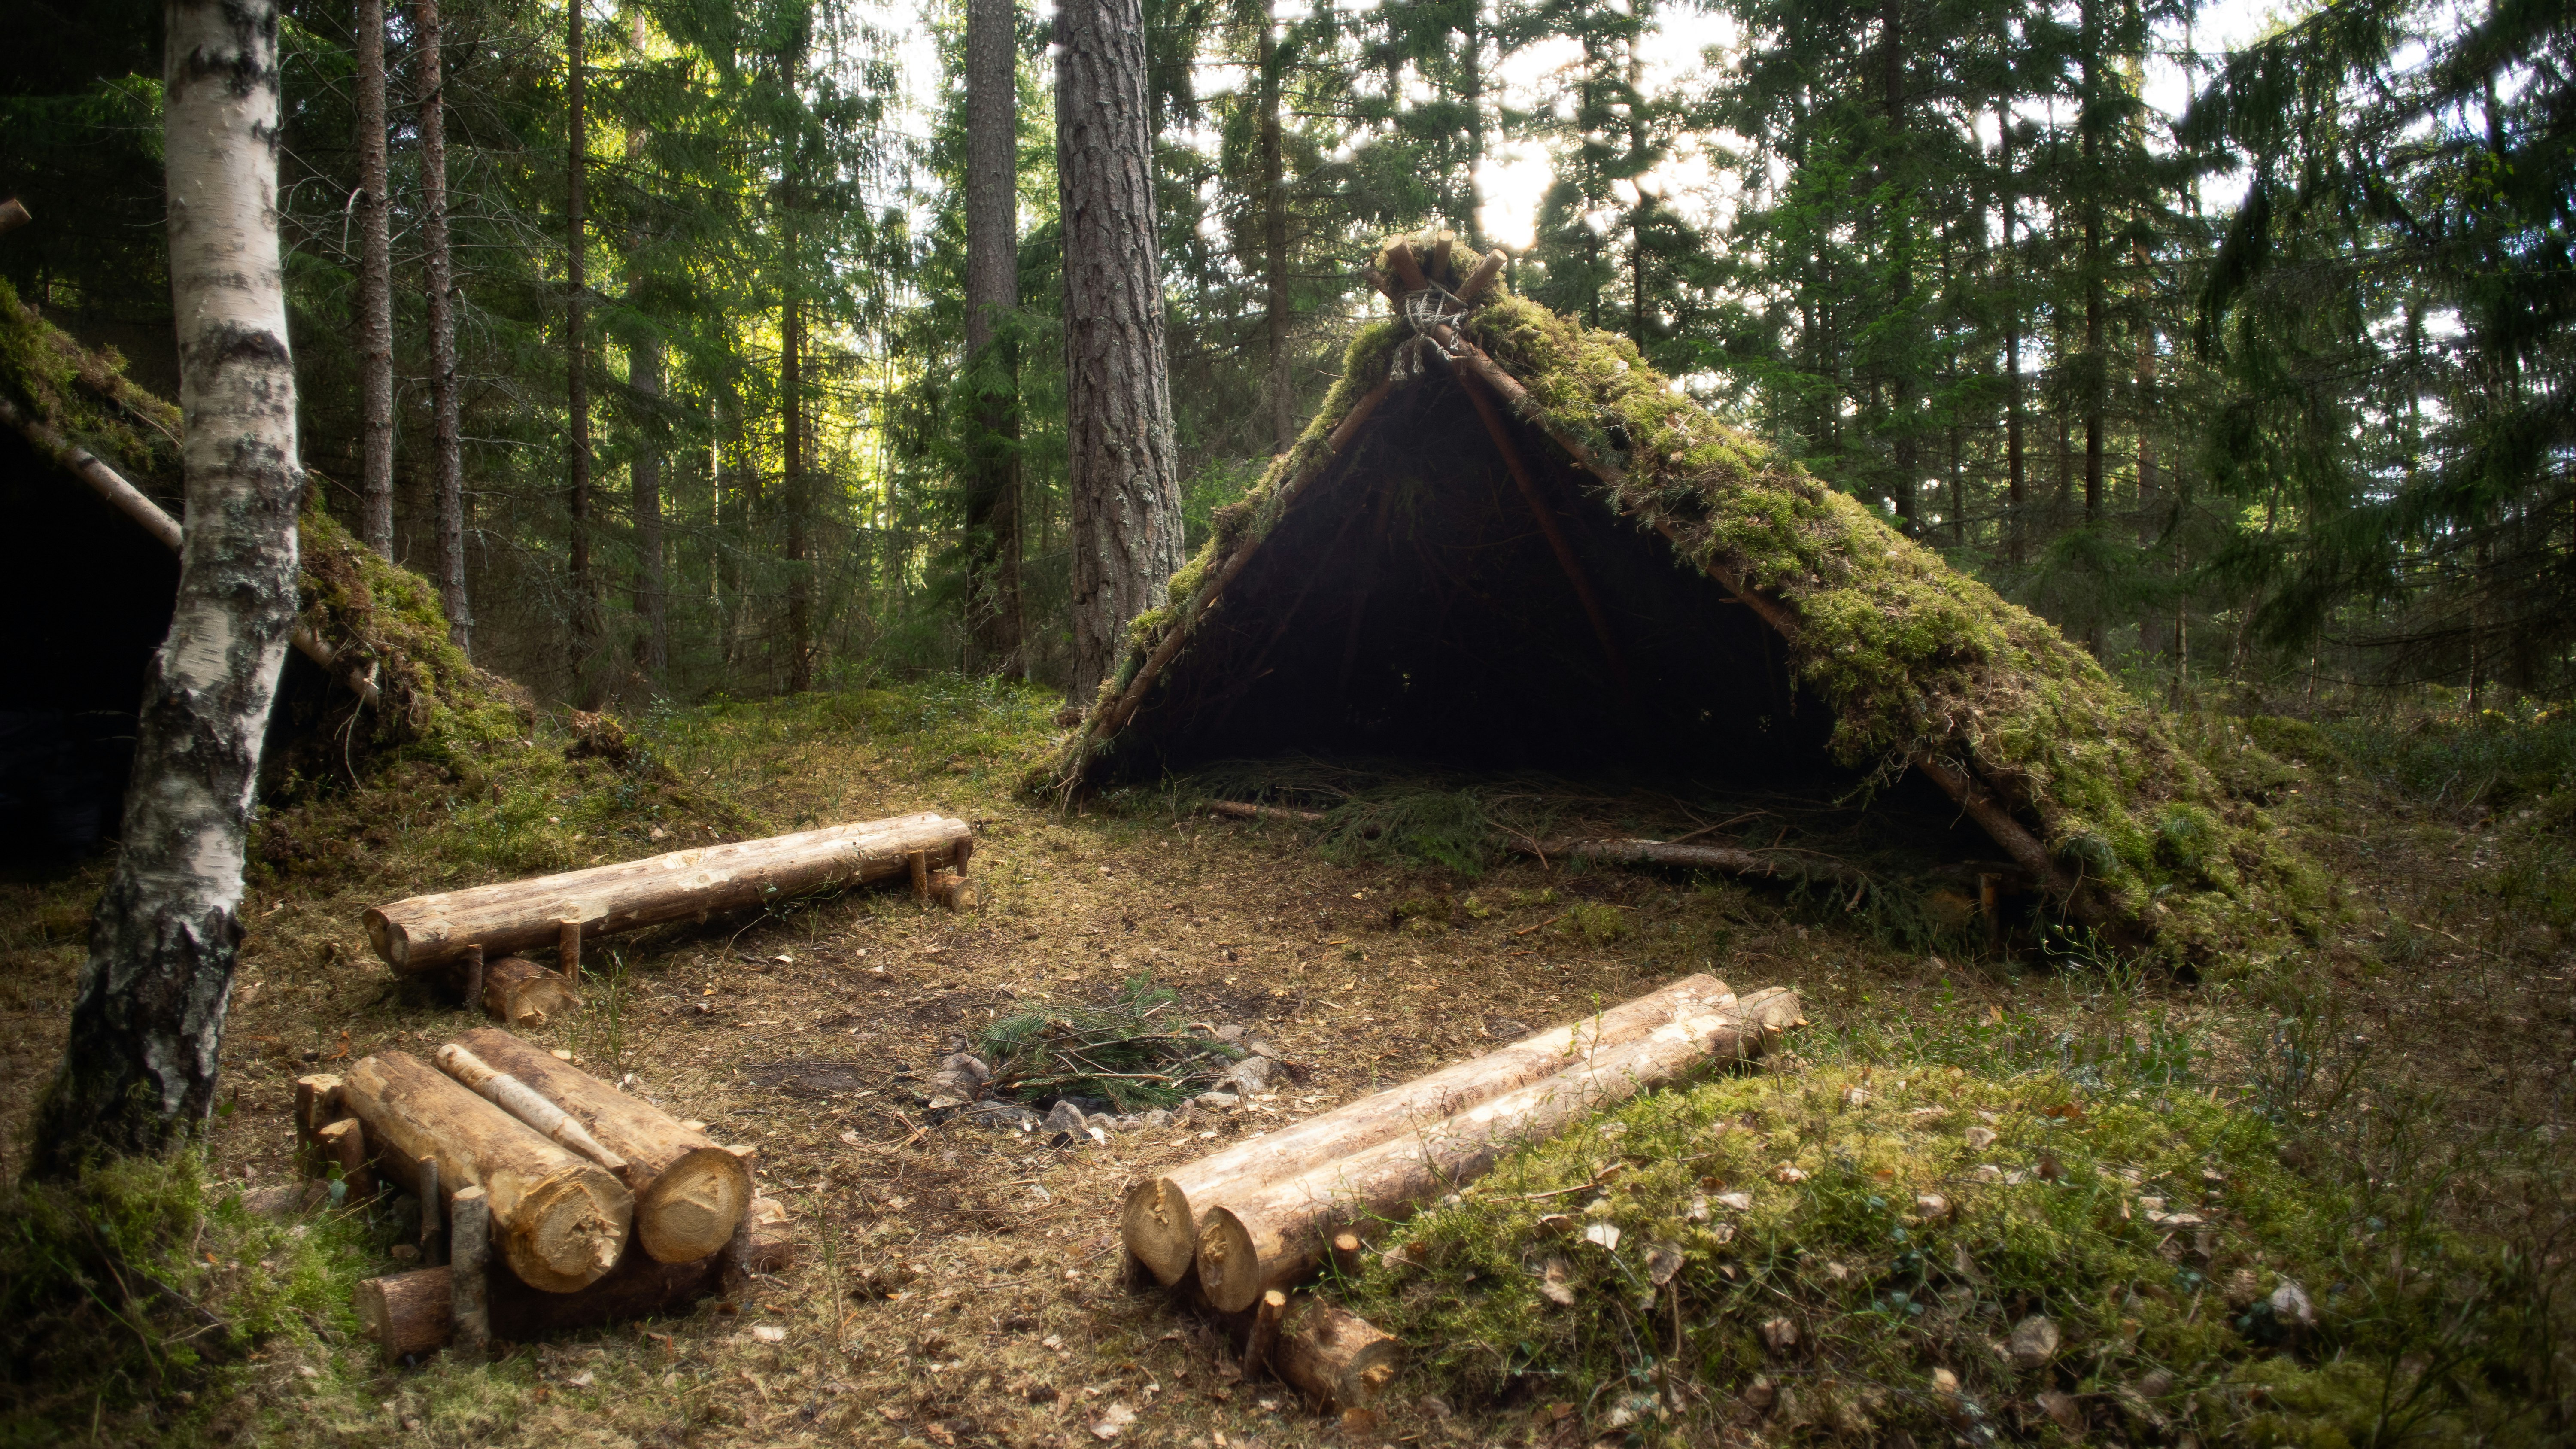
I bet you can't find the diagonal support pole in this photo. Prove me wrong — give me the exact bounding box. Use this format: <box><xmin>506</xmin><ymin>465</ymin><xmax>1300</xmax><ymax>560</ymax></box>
<box><xmin>1457</xmin><ymin>371</ymin><xmax>1631</xmax><ymax>696</ymax></box>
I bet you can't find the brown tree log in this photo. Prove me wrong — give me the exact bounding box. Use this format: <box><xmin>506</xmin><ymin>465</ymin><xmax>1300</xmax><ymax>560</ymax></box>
<box><xmin>451</xmin><ymin>1184</ymin><xmax>490</xmax><ymax>1350</ymax></box>
<box><xmin>1274</xmin><ymin>1298</ymin><xmax>1401</xmax><ymax>1410</ymax></box>
<box><xmin>434</xmin><ymin>1043</ymin><xmax>629</xmax><ymax>1176</ymax></box>
<box><xmin>1193</xmin><ymin>987</ymin><xmax>1800</xmax><ymax>1314</ymax></box>
<box><xmin>1519</xmin><ymin>838</ymin><xmax>1874</xmax><ymax>895</ymax></box>
<box><xmin>482</xmin><ymin>956</ymin><xmax>579</xmax><ymax>1027</ymax></box>
<box><xmin>343</xmin><ymin>1051</ymin><xmax>632</xmax><ymax>1292</ymax></box>
<box><xmin>1119</xmin><ymin>973</ymin><xmax>1736</xmax><ymax>1286</ymax></box>
<box><xmin>449</xmin><ymin>1029</ymin><xmax>751</xmax><ymax>1264</ymax></box>
<box><xmin>364</xmin><ymin>812</ymin><xmax>973</xmax><ymax>975</ymax></box>
<box><xmin>351</xmin><ymin>1216</ymin><xmax>793</xmax><ymax>1353</ymax></box>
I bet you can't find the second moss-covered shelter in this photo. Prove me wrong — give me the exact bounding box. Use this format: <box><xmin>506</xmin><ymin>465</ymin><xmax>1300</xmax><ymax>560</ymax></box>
<box><xmin>1059</xmin><ymin>235</ymin><xmax>2315</xmax><ymax>962</ymax></box>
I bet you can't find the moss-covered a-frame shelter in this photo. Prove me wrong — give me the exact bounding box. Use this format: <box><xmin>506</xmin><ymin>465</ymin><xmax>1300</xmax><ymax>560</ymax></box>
<box><xmin>1058</xmin><ymin>235</ymin><xmax>2315</xmax><ymax>962</ymax></box>
<box><xmin>0</xmin><ymin>282</ymin><xmax>521</xmax><ymax>860</ymax></box>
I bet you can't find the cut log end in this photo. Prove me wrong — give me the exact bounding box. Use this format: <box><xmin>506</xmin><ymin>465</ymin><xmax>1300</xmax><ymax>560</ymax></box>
<box><xmin>637</xmin><ymin>1146</ymin><xmax>754</xmax><ymax>1264</ymax></box>
<box><xmin>1196</xmin><ymin>1206</ymin><xmax>1272</xmax><ymax>1315</ymax></box>
<box><xmin>928</xmin><ymin>870</ymin><xmax>977</xmax><ymax>911</ymax></box>
<box><xmin>357</xmin><ymin>1264</ymin><xmax>453</xmax><ymax>1361</ymax></box>
<box><xmin>363</xmin><ymin>908</ymin><xmax>405</xmax><ymax>971</ymax></box>
<box><xmin>498</xmin><ymin>1165</ymin><xmax>632</xmax><ymax>1293</ymax></box>
<box><xmin>1119</xmin><ymin>1177</ymin><xmax>1197</xmax><ymax>1288</ymax></box>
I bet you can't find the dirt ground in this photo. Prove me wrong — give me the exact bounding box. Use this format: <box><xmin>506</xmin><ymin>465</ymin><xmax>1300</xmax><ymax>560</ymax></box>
<box><xmin>1</xmin><ymin>696</ymin><xmax>2568</xmax><ymax>1448</ymax></box>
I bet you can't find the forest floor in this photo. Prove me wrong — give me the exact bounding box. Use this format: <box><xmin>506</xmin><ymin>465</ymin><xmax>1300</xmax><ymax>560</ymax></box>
<box><xmin>0</xmin><ymin>681</ymin><xmax>2569</xmax><ymax>1447</ymax></box>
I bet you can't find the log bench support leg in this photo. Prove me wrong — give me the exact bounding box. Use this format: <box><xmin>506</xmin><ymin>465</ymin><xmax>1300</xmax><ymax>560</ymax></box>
<box><xmin>462</xmin><ymin>945</ymin><xmax>486</xmax><ymax>1017</ymax></box>
<box><xmin>450</xmin><ymin>1185</ymin><xmax>490</xmax><ymax>1352</ymax></box>
<box><xmin>318</xmin><ymin>1117</ymin><xmax>374</xmax><ymax>1200</ymax></box>
<box><xmin>294</xmin><ymin>1073</ymin><xmax>345</xmax><ymax>1176</ymax></box>
<box><xmin>907</xmin><ymin>849</ymin><xmax>930</xmax><ymax>906</ymax></box>
<box><xmin>417</xmin><ymin>1154</ymin><xmax>442</xmax><ymax>1264</ymax></box>
<box><xmin>558</xmin><ymin>918</ymin><xmax>583</xmax><ymax>982</ymax></box>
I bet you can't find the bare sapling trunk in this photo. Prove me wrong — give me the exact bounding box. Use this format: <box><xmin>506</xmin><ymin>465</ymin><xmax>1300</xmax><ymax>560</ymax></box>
<box><xmin>25</xmin><ymin>0</ymin><xmax>305</xmax><ymax>1178</ymax></box>
<box><xmin>963</xmin><ymin>0</ymin><xmax>1025</xmax><ymax>677</ymax></box>
<box><xmin>356</xmin><ymin>0</ymin><xmax>395</xmax><ymax>555</ymax></box>
<box><xmin>418</xmin><ymin>0</ymin><xmax>468</xmax><ymax>651</ymax></box>
<box><xmin>1058</xmin><ymin>0</ymin><xmax>1186</xmax><ymax>701</ymax></box>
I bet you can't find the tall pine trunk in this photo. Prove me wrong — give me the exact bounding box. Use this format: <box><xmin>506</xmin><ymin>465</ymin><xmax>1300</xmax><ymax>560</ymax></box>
<box><xmin>1258</xmin><ymin>18</ymin><xmax>1295</xmax><ymax>453</ymax></box>
<box><xmin>1058</xmin><ymin>0</ymin><xmax>1185</xmax><ymax>702</ymax></box>
<box><xmin>419</xmin><ymin>0</ymin><xmax>468</xmax><ymax>653</ymax></box>
<box><xmin>781</xmin><ymin>282</ymin><xmax>811</xmax><ymax>693</ymax></box>
<box><xmin>1881</xmin><ymin>0</ymin><xmax>1917</xmax><ymax>534</ymax></box>
<box><xmin>355</xmin><ymin>0</ymin><xmax>395</xmax><ymax>556</ymax></box>
<box><xmin>632</xmin><ymin>333</ymin><xmax>668</xmax><ymax>682</ymax></box>
<box><xmin>963</xmin><ymin>0</ymin><xmax>1025</xmax><ymax>677</ymax></box>
<box><xmin>565</xmin><ymin>0</ymin><xmax>601</xmax><ymax>703</ymax></box>
<box><xmin>27</xmin><ymin>0</ymin><xmax>304</xmax><ymax>1178</ymax></box>
<box><xmin>1999</xmin><ymin>104</ymin><xmax>2025</xmax><ymax>565</ymax></box>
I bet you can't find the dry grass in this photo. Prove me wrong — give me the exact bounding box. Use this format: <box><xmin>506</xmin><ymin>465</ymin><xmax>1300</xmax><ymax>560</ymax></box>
<box><xmin>0</xmin><ymin>687</ymin><xmax>2567</xmax><ymax>1446</ymax></box>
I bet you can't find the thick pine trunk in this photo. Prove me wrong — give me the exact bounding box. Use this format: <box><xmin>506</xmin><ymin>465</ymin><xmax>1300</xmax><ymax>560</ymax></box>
<box><xmin>418</xmin><ymin>0</ymin><xmax>468</xmax><ymax>654</ymax></box>
<box><xmin>1058</xmin><ymin>0</ymin><xmax>1185</xmax><ymax>701</ymax></box>
<box><xmin>364</xmin><ymin>811</ymin><xmax>972</xmax><ymax>974</ymax></box>
<box><xmin>1192</xmin><ymin>987</ymin><xmax>1800</xmax><ymax>1313</ymax></box>
<box><xmin>25</xmin><ymin>0</ymin><xmax>304</xmax><ymax>1179</ymax></box>
<box><xmin>355</xmin><ymin>0</ymin><xmax>395</xmax><ymax>556</ymax></box>
<box><xmin>963</xmin><ymin>0</ymin><xmax>1025</xmax><ymax>677</ymax></box>
<box><xmin>1119</xmin><ymin>974</ymin><xmax>1734</xmax><ymax>1285</ymax></box>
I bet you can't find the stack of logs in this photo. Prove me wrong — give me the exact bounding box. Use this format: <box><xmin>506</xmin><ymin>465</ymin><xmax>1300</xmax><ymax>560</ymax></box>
<box><xmin>361</xmin><ymin>811</ymin><xmax>976</xmax><ymax>1021</ymax></box>
<box><xmin>1120</xmin><ymin>974</ymin><xmax>1803</xmax><ymax>1414</ymax></box>
<box><xmin>302</xmin><ymin>1029</ymin><xmax>791</xmax><ymax>1358</ymax></box>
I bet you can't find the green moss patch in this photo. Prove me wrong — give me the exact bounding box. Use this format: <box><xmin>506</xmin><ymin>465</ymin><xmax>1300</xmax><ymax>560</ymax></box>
<box><xmin>1337</xmin><ymin>1060</ymin><xmax>2552</xmax><ymax>1447</ymax></box>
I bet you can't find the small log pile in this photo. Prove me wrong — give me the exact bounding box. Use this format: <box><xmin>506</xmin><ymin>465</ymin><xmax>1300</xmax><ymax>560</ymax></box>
<box><xmin>363</xmin><ymin>811</ymin><xmax>977</xmax><ymax>1011</ymax></box>
<box><xmin>1120</xmin><ymin>974</ymin><xmax>1803</xmax><ymax>1413</ymax></box>
<box><xmin>300</xmin><ymin>1032</ymin><xmax>789</xmax><ymax>1360</ymax></box>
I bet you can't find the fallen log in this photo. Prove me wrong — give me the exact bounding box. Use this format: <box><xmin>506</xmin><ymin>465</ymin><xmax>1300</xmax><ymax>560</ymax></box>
<box><xmin>1192</xmin><ymin>986</ymin><xmax>1801</xmax><ymax>1314</ymax></box>
<box><xmin>1275</xmin><ymin>1298</ymin><xmax>1401</xmax><ymax>1410</ymax></box>
<box><xmin>1202</xmin><ymin>799</ymin><xmax>1327</xmax><ymax>824</ymax></box>
<box><xmin>364</xmin><ymin>811</ymin><xmax>974</xmax><ymax>976</ymax></box>
<box><xmin>434</xmin><ymin>1044</ymin><xmax>629</xmax><ymax>1176</ymax></box>
<box><xmin>1517</xmin><ymin>837</ymin><xmax>1874</xmax><ymax>895</ymax></box>
<box><xmin>343</xmin><ymin>1051</ymin><xmax>632</xmax><ymax>1293</ymax></box>
<box><xmin>447</xmin><ymin>1029</ymin><xmax>752</xmax><ymax>1264</ymax></box>
<box><xmin>353</xmin><ymin>1211</ymin><xmax>795</xmax><ymax>1358</ymax></box>
<box><xmin>480</xmin><ymin>956</ymin><xmax>579</xmax><ymax>1027</ymax></box>
<box><xmin>1120</xmin><ymin>973</ymin><xmax>1736</xmax><ymax>1287</ymax></box>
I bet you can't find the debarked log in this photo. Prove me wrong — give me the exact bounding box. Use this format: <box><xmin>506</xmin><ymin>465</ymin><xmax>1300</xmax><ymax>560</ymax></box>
<box><xmin>1191</xmin><ymin>987</ymin><xmax>1802</xmax><ymax>1314</ymax></box>
<box><xmin>1120</xmin><ymin>973</ymin><xmax>1737</xmax><ymax>1288</ymax></box>
<box><xmin>364</xmin><ymin>811</ymin><xmax>973</xmax><ymax>975</ymax></box>
<box><xmin>481</xmin><ymin>956</ymin><xmax>580</xmax><ymax>1027</ymax></box>
<box><xmin>343</xmin><ymin>1051</ymin><xmax>633</xmax><ymax>1293</ymax></box>
<box><xmin>447</xmin><ymin>1029</ymin><xmax>752</xmax><ymax>1264</ymax></box>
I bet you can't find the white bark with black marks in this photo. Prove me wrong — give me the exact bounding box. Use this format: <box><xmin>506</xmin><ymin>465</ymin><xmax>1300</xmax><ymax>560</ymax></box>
<box><xmin>1057</xmin><ymin>0</ymin><xmax>1183</xmax><ymax>701</ymax></box>
<box><xmin>29</xmin><ymin>0</ymin><xmax>303</xmax><ymax>1176</ymax></box>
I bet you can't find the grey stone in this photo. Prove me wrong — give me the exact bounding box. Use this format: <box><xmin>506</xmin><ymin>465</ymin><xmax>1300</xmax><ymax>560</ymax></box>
<box><xmin>962</xmin><ymin>1101</ymin><xmax>1042</xmax><ymax>1131</ymax></box>
<box><xmin>1193</xmin><ymin>1090</ymin><xmax>1242</xmax><ymax>1110</ymax></box>
<box><xmin>1227</xmin><ymin>1056</ymin><xmax>1277</xmax><ymax>1093</ymax></box>
<box><xmin>1042</xmin><ymin>1100</ymin><xmax>1088</xmax><ymax>1136</ymax></box>
<box><xmin>1143</xmin><ymin>1109</ymin><xmax>1174</xmax><ymax>1129</ymax></box>
<box><xmin>939</xmin><ymin>1053</ymin><xmax>993</xmax><ymax>1084</ymax></box>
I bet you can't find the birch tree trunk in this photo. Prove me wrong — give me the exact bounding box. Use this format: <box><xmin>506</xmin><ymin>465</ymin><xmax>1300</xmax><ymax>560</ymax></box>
<box><xmin>963</xmin><ymin>0</ymin><xmax>1025</xmax><ymax>678</ymax></box>
<box><xmin>419</xmin><ymin>0</ymin><xmax>469</xmax><ymax>653</ymax></box>
<box><xmin>355</xmin><ymin>0</ymin><xmax>395</xmax><ymax>556</ymax></box>
<box><xmin>1058</xmin><ymin>0</ymin><xmax>1184</xmax><ymax>702</ymax></box>
<box><xmin>26</xmin><ymin>0</ymin><xmax>303</xmax><ymax>1178</ymax></box>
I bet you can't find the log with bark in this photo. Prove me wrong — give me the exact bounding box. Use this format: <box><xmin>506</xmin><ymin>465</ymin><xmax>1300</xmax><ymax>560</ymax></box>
<box><xmin>342</xmin><ymin>1051</ymin><xmax>632</xmax><ymax>1292</ymax></box>
<box><xmin>1516</xmin><ymin>838</ymin><xmax>1875</xmax><ymax>896</ymax></box>
<box><xmin>480</xmin><ymin>956</ymin><xmax>579</xmax><ymax>1027</ymax></box>
<box><xmin>1119</xmin><ymin>973</ymin><xmax>1737</xmax><ymax>1286</ymax></box>
<box><xmin>354</xmin><ymin>1209</ymin><xmax>795</xmax><ymax>1358</ymax></box>
<box><xmin>1191</xmin><ymin>986</ymin><xmax>1802</xmax><ymax>1314</ymax></box>
<box><xmin>442</xmin><ymin>1029</ymin><xmax>753</xmax><ymax>1264</ymax></box>
<box><xmin>364</xmin><ymin>811</ymin><xmax>974</xmax><ymax>976</ymax></box>
<box><xmin>1274</xmin><ymin>1298</ymin><xmax>1402</xmax><ymax>1410</ymax></box>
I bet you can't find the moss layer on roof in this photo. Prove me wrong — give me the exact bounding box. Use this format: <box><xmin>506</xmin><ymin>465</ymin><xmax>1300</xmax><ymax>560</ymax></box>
<box><xmin>1061</xmin><ymin>236</ymin><xmax>2319</xmax><ymax>968</ymax></box>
